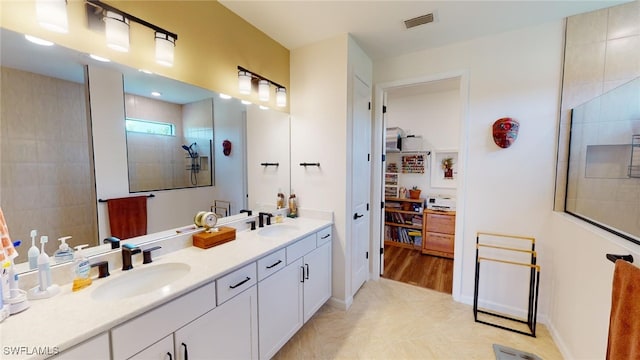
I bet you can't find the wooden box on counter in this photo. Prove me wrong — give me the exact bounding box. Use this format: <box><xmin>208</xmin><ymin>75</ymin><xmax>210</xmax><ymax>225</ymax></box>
<box><xmin>193</xmin><ymin>226</ymin><xmax>236</xmax><ymax>249</ymax></box>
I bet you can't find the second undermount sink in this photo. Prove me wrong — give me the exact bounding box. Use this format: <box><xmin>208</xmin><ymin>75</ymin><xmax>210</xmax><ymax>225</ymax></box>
<box><xmin>257</xmin><ymin>224</ymin><xmax>299</xmax><ymax>237</ymax></box>
<box><xmin>91</xmin><ymin>262</ymin><xmax>191</xmax><ymax>301</ymax></box>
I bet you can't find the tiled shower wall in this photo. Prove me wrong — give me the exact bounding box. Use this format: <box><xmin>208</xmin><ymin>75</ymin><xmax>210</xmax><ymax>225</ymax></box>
<box><xmin>0</xmin><ymin>67</ymin><xmax>97</xmax><ymax>262</ymax></box>
<box><xmin>555</xmin><ymin>0</ymin><xmax>640</xmax><ymax>213</ymax></box>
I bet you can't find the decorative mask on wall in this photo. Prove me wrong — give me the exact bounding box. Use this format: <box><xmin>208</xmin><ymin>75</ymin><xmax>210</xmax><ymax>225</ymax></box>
<box><xmin>492</xmin><ymin>117</ymin><xmax>519</xmax><ymax>149</ymax></box>
<box><xmin>222</xmin><ymin>140</ymin><xmax>232</xmax><ymax>156</ymax></box>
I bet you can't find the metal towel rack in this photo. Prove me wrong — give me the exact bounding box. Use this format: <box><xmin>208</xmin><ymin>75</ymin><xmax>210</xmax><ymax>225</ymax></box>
<box><xmin>99</xmin><ymin>194</ymin><xmax>155</xmax><ymax>202</ymax></box>
<box><xmin>606</xmin><ymin>254</ymin><xmax>634</xmax><ymax>263</ymax></box>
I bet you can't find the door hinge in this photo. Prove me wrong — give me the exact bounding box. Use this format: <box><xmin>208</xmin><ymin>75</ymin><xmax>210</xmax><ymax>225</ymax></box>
<box><xmin>382</xmin><ymin>154</ymin><xmax>386</xmax><ymax>162</ymax></box>
<box><xmin>366</xmin><ymin>251</ymin><xmax>369</xmax><ymax>259</ymax></box>
<box><xmin>368</xmin><ymin>102</ymin><xmax>371</xmax><ymax>110</ymax></box>
<box><xmin>382</xmin><ymin>105</ymin><xmax>387</xmax><ymax>113</ymax></box>
<box><xmin>381</xmin><ymin>201</ymin><xmax>384</xmax><ymax>209</ymax></box>
<box><xmin>380</xmin><ymin>247</ymin><xmax>384</xmax><ymax>255</ymax></box>
<box><xmin>366</xmin><ymin>203</ymin><xmax>369</xmax><ymax>211</ymax></box>
<box><xmin>367</xmin><ymin>153</ymin><xmax>370</xmax><ymax>161</ymax></box>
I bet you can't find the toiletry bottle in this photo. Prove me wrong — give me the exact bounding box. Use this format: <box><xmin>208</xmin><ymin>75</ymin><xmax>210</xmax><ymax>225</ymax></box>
<box><xmin>277</xmin><ymin>193</ymin><xmax>285</xmax><ymax>209</ymax></box>
<box><xmin>288</xmin><ymin>194</ymin><xmax>298</xmax><ymax>218</ymax></box>
<box><xmin>53</xmin><ymin>236</ymin><xmax>74</xmax><ymax>264</ymax></box>
<box><xmin>72</xmin><ymin>244</ymin><xmax>92</xmax><ymax>292</ymax></box>
<box><xmin>28</xmin><ymin>230</ymin><xmax>39</xmax><ymax>270</ymax></box>
<box><xmin>37</xmin><ymin>236</ymin><xmax>52</xmax><ymax>291</ymax></box>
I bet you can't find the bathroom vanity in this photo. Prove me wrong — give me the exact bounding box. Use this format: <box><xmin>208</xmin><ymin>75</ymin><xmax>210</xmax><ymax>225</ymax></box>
<box><xmin>2</xmin><ymin>216</ymin><xmax>332</xmax><ymax>360</ymax></box>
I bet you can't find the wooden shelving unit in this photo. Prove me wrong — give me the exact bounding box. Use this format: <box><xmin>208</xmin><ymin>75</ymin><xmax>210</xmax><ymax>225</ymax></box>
<box><xmin>384</xmin><ymin>197</ymin><xmax>425</xmax><ymax>250</ymax></box>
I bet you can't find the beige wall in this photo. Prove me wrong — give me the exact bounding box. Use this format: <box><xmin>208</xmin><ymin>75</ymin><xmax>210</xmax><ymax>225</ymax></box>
<box><xmin>0</xmin><ymin>0</ymin><xmax>290</xmax><ymax>111</ymax></box>
<box><xmin>0</xmin><ymin>67</ymin><xmax>97</xmax><ymax>261</ymax></box>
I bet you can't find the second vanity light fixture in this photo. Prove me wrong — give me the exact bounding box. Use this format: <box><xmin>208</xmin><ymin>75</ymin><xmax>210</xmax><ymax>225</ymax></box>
<box><xmin>237</xmin><ymin>66</ymin><xmax>287</xmax><ymax>107</ymax></box>
<box><xmin>86</xmin><ymin>0</ymin><xmax>178</xmax><ymax>66</ymax></box>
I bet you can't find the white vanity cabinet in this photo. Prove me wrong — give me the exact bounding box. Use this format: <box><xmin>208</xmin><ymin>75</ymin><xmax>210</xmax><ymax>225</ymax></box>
<box><xmin>51</xmin><ymin>333</ymin><xmax>110</xmax><ymax>360</ymax></box>
<box><xmin>114</xmin><ymin>264</ymin><xmax>259</xmax><ymax>360</ymax></box>
<box><xmin>112</xmin><ymin>281</ymin><xmax>217</xmax><ymax>359</ymax></box>
<box><xmin>258</xmin><ymin>226</ymin><xmax>332</xmax><ymax>360</ymax></box>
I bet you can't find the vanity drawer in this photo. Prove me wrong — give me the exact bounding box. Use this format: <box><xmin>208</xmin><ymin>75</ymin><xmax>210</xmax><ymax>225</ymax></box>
<box><xmin>216</xmin><ymin>262</ymin><xmax>257</xmax><ymax>305</ymax></box>
<box><xmin>286</xmin><ymin>234</ymin><xmax>316</xmax><ymax>264</ymax></box>
<box><xmin>111</xmin><ymin>281</ymin><xmax>216</xmax><ymax>360</ymax></box>
<box><xmin>316</xmin><ymin>227</ymin><xmax>332</xmax><ymax>247</ymax></box>
<box><xmin>257</xmin><ymin>248</ymin><xmax>287</xmax><ymax>281</ymax></box>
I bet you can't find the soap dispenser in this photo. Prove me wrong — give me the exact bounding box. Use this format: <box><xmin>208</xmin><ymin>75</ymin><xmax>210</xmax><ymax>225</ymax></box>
<box><xmin>71</xmin><ymin>244</ymin><xmax>92</xmax><ymax>292</ymax></box>
<box><xmin>53</xmin><ymin>236</ymin><xmax>74</xmax><ymax>264</ymax></box>
<box><xmin>27</xmin><ymin>236</ymin><xmax>60</xmax><ymax>299</ymax></box>
<box><xmin>27</xmin><ymin>230</ymin><xmax>39</xmax><ymax>270</ymax></box>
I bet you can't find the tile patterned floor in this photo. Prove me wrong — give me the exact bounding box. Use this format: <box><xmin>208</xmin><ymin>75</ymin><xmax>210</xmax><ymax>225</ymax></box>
<box><xmin>274</xmin><ymin>278</ymin><xmax>563</xmax><ymax>359</ymax></box>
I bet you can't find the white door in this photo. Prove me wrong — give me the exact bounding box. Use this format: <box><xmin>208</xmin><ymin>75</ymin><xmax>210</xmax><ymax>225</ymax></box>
<box><xmin>380</xmin><ymin>92</ymin><xmax>388</xmax><ymax>275</ymax></box>
<box><xmin>351</xmin><ymin>75</ymin><xmax>371</xmax><ymax>295</ymax></box>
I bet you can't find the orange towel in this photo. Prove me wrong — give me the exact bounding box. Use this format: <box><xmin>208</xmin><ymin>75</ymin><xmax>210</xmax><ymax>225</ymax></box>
<box><xmin>107</xmin><ymin>196</ymin><xmax>148</xmax><ymax>240</ymax></box>
<box><xmin>607</xmin><ymin>259</ymin><xmax>640</xmax><ymax>359</ymax></box>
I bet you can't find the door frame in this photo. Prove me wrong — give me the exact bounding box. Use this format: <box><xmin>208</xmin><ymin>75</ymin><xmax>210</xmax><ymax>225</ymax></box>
<box><xmin>371</xmin><ymin>70</ymin><xmax>469</xmax><ymax>302</ymax></box>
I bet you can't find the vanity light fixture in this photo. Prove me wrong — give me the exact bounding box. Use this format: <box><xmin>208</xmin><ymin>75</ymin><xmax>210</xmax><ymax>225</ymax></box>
<box><xmin>36</xmin><ymin>0</ymin><xmax>69</xmax><ymax>34</ymax></box>
<box><xmin>237</xmin><ymin>65</ymin><xmax>287</xmax><ymax>106</ymax></box>
<box><xmin>258</xmin><ymin>80</ymin><xmax>270</xmax><ymax>102</ymax></box>
<box><xmin>86</xmin><ymin>0</ymin><xmax>178</xmax><ymax>64</ymax></box>
<box><xmin>155</xmin><ymin>32</ymin><xmax>175</xmax><ymax>67</ymax></box>
<box><xmin>238</xmin><ymin>71</ymin><xmax>252</xmax><ymax>95</ymax></box>
<box><xmin>276</xmin><ymin>87</ymin><xmax>287</xmax><ymax>107</ymax></box>
<box><xmin>104</xmin><ymin>10</ymin><xmax>129</xmax><ymax>52</ymax></box>
<box><xmin>24</xmin><ymin>35</ymin><xmax>54</xmax><ymax>46</ymax></box>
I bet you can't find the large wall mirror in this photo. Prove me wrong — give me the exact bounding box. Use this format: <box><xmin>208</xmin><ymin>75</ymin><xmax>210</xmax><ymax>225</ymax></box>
<box><xmin>0</xmin><ymin>27</ymin><xmax>291</xmax><ymax>271</ymax></box>
<box><xmin>565</xmin><ymin>77</ymin><xmax>640</xmax><ymax>243</ymax></box>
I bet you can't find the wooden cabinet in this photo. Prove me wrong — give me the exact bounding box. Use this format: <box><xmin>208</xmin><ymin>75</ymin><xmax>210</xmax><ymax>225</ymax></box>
<box><xmin>422</xmin><ymin>210</ymin><xmax>456</xmax><ymax>258</ymax></box>
<box><xmin>384</xmin><ymin>197</ymin><xmax>424</xmax><ymax>249</ymax></box>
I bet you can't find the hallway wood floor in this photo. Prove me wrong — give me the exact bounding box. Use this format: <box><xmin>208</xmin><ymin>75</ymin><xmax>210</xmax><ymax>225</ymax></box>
<box><xmin>381</xmin><ymin>245</ymin><xmax>454</xmax><ymax>294</ymax></box>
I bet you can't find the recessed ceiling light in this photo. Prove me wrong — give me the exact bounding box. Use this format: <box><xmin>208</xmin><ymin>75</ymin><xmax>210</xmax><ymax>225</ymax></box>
<box><xmin>138</xmin><ymin>69</ymin><xmax>153</xmax><ymax>74</ymax></box>
<box><xmin>89</xmin><ymin>54</ymin><xmax>110</xmax><ymax>62</ymax></box>
<box><xmin>151</xmin><ymin>91</ymin><xmax>162</xmax><ymax>97</ymax></box>
<box><xmin>241</xmin><ymin>100</ymin><xmax>252</xmax><ymax>105</ymax></box>
<box><xmin>259</xmin><ymin>105</ymin><xmax>268</xmax><ymax>110</ymax></box>
<box><xmin>219</xmin><ymin>93</ymin><xmax>232</xmax><ymax>99</ymax></box>
<box><xmin>24</xmin><ymin>35</ymin><xmax>54</xmax><ymax>46</ymax></box>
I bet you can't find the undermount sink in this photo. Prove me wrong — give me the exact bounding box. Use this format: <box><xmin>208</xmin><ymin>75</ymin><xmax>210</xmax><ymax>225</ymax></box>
<box><xmin>257</xmin><ymin>224</ymin><xmax>299</xmax><ymax>237</ymax></box>
<box><xmin>91</xmin><ymin>262</ymin><xmax>191</xmax><ymax>301</ymax></box>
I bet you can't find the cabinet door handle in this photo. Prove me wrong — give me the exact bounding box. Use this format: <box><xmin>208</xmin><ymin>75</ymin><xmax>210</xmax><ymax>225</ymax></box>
<box><xmin>181</xmin><ymin>343</ymin><xmax>188</xmax><ymax>360</ymax></box>
<box><xmin>266</xmin><ymin>260</ymin><xmax>282</xmax><ymax>269</ymax></box>
<box><xmin>166</xmin><ymin>352</ymin><xmax>173</xmax><ymax>360</ymax></box>
<box><xmin>353</xmin><ymin>213</ymin><xmax>363</xmax><ymax>220</ymax></box>
<box><xmin>321</xmin><ymin>234</ymin><xmax>330</xmax><ymax>239</ymax></box>
<box><xmin>300</xmin><ymin>266</ymin><xmax>305</xmax><ymax>283</ymax></box>
<box><xmin>229</xmin><ymin>276</ymin><xmax>251</xmax><ymax>289</ymax></box>
<box><xmin>305</xmin><ymin>263</ymin><xmax>310</xmax><ymax>280</ymax></box>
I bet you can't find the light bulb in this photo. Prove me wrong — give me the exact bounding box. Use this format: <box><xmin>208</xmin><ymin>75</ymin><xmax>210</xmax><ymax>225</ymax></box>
<box><xmin>258</xmin><ymin>80</ymin><xmax>270</xmax><ymax>102</ymax></box>
<box><xmin>276</xmin><ymin>87</ymin><xmax>287</xmax><ymax>107</ymax></box>
<box><xmin>104</xmin><ymin>11</ymin><xmax>130</xmax><ymax>52</ymax></box>
<box><xmin>238</xmin><ymin>71</ymin><xmax>252</xmax><ymax>95</ymax></box>
<box><xmin>155</xmin><ymin>32</ymin><xmax>175</xmax><ymax>67</ymax></box>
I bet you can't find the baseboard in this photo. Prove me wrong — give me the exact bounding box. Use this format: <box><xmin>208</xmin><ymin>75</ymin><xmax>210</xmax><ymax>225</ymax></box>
<box><xmin>327</xmin><ymin>295</ymin><xmax>353</xmax><ymax>311</ymax></box>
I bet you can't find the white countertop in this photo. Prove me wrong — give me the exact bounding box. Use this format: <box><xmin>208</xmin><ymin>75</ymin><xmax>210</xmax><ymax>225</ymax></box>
<box><xmin>1</xmin><ymin>216</ymin><xmax>332</xmax><ymax>360</ymax></box>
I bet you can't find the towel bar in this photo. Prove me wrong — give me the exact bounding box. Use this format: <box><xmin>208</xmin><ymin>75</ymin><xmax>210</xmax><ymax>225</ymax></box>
<box><xmin>99</xmin><ymin>194</ymin><xmax>154</xmax><ymax>202</ymax></box>
<box><xmin>606</xmin><ymin>254</ymin><xmax>634</xmax><ymax>264</ymax></box>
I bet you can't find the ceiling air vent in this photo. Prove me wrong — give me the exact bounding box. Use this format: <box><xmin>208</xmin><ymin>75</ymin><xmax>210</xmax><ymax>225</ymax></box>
<box><xmin>404</xmin><ymin>13</ymin><xmax>434</xmax><ymax>29</ymax></box>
